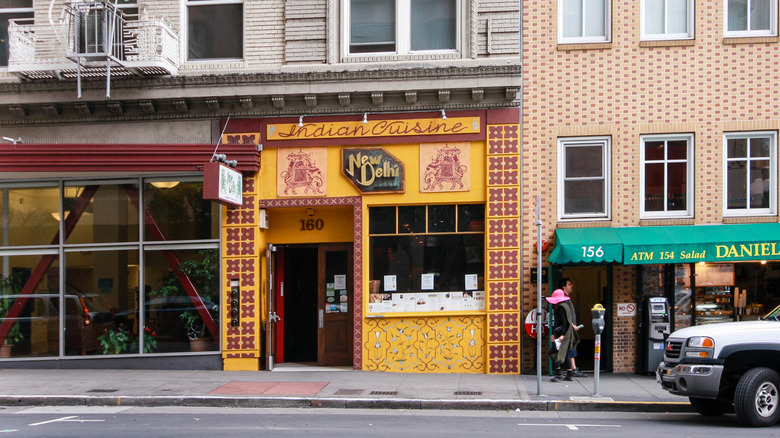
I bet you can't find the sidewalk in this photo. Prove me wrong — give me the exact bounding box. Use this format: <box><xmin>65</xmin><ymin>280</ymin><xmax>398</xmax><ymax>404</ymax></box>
<box><xmin>0</xmin><ymin>366</ymin><xmax>692</xmax><ymax>413</ymax></box>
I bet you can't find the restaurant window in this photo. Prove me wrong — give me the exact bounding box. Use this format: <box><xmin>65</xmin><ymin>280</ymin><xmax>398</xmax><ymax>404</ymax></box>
<box><xmin>0</xmin><ymin>178</ymin><xmax>219</xmax><ymax>359</ymax></box>
<box><xmin>346</xmin><ymin>0</ymin><xmax>457</xmax><ymax>55</ymax></box>
<box><xmin>725</xmin><ymin>0</ymin><xmax>777</xmax><ymax>37</ymax></box>
<box><xmin>640</xmin><ymin>0</ymin><xmax>694</xmax><ymax>40</ymax></box>
<box><xmin>558</xmin><ymin>137</ymin><xmax>611</xmax><ymax>220</ymax></box>
<box><xmin>640</xmin><ymin>134</ymin><xmax>694</xmax><ymax>218</ymax></box>
<box><xmin>368</xmin><ymin>204</ymin><xmax>484</xmax><ymax>313</ymax></box>
<box><xmin>187</xmin><ymin>0</ymin><xmax>243</xmax><ymax>60</ymax></box>
<box><xmin>724</xmin><ymin>131</ymin><xmax>777</xmax><ymax>216</ymax></box>
<box><xmin>0</xmin><ymin>0</ymin><xmax>33</xmax><ymax>67</ymax></box>
<box><xmin>558</xmin><ymin>0</ymin><xmax>610</xmax><ymax>44</ymax></box>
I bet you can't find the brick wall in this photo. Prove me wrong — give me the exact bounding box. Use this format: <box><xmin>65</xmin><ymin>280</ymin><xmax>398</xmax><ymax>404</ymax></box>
<box><xmin>521</xmin><ymin>1</ymin><xmax>780</xmax><ymax>372</ymax></box>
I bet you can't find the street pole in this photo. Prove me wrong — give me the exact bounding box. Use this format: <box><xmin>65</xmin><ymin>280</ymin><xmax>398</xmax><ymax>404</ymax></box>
<box><xmin>535</xmin><ymin>196</ymin><xmax>543</xmax><ymax>395</ymax></box>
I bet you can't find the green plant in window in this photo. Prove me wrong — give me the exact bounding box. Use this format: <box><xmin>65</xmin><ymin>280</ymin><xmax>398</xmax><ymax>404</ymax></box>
<box><xmin>0</xmin><ymin>273</ymin><xmax>25</xmax><ymax>346</ymax></box>
<box><xmin>98</xmin><ymin>324</ymin><xmax>157</xmax><ymax>354</ymax></box>
<box><xmin>150</xmin><ymin>249</ymin><xmax>219</xmax><ymax>340</ymax></box>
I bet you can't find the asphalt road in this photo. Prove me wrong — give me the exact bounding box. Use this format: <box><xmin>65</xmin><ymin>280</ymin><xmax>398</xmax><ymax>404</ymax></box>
<box><xmin>0</xmin><ymin>406</ymin><xmax>776</xmax><ymax>437</ymax></box>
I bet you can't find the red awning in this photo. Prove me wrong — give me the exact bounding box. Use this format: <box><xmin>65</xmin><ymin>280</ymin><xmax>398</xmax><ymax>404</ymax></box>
<box><xmin>0</xmin><ymin>142</ymin><xmax>260</xmax><ymax>173</ymax></box>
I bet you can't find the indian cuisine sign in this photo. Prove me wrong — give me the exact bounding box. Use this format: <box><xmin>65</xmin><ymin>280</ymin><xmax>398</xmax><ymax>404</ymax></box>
<box><xmin>267</xmin><ymin>117</ymin><xmax>480</xmax><ymax>141</ymax></box>
<box><xmin>342</xmin><ymin>148</ymin><xmax>404</xmax><ymax>193</ymax></box>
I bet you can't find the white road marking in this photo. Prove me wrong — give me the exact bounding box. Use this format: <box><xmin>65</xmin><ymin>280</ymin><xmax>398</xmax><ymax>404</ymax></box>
<box><xmin>28</xmin><ymin>416</ymin><xmax>105</xmax><ymax>426</ymax></box>
<box><xmin>518</xmin><ymin>423</ymin><xmax>621</xmax><ymax>430</ymax></box>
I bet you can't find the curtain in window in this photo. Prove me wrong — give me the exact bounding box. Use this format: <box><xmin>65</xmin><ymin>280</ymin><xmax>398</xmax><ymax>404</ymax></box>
<box><xmin>410</xmin><ymin>0</ymin><xmax>456</xmax><ymax>51</ymax></box>
<box><xmin>350</xmin><ymin>0</ymin><xmax>395</xmax><ymax>53</ymax></box>
<box><xmin>562</xmin><ymin>0</ymin><xmax>606</xmax><ymax>38</ymax></box>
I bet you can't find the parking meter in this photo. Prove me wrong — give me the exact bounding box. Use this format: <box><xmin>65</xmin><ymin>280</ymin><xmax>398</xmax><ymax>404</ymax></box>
<box><xmin>592</xmin><ymin>303</ymin><xmax>605</xmax><ymax>335</ymax></box>
<box><xmin>591</xmin><ymin>303</ymin><xmax>606</xmax><ymax>396</ymax></box>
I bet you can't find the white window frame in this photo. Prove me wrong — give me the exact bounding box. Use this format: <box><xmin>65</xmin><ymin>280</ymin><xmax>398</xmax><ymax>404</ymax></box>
<box><xmin>342</xmin><ymin>0</ymin><xmax>461</xmax><ymax>57</ymax></box>
<box><xmin>185</xmin><ymin>0</ymin><xmax>244</xmax><ymax>62</ymax></box>
<box><xmin>0</xmin><ymin>1</ymin><xmax>34</xmax><ymax>69</ymax></box>
<box><xmin>723</xmin><ymin>131</ymin><xmax>778</xmax><ymax>217</ymax></box>
<box><xmin>640</xmin><ymin>0</ymin><xmax>695</xmax><ymax>41</ymax></box>
<box><xmin>557</xmin><ymin>0</ymin><xmax>611</xmax><ymax>44</ymax></box>
<box><xmin>724</xmin><ymin>0</ymin><xmax>778</xmax><ymax>38</ymax></box>
<box><xmin>640</xmin><ymin>134</ymin><xmax>694</xmax><ymax>219</ymax></box>
<box><xmin>558</xmin><ymin>137</ymin><xmax>611</xmax><ymax>221</ymax></box>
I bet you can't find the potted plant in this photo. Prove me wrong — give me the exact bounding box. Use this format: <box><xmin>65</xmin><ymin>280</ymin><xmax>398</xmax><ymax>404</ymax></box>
<box><xmin>0</xmin><ymin>273</ymin><xmax>24</xmax><ymax>358</ymax></box>
<box><xmin>98</xmin><ymin>324</ymin><xmax>157</xmax><ymax>354</ymax></box>
<box><xmin>150</xmin><ymin>249</ymin><xmax>219</xmax><ymax>350</ymax></box>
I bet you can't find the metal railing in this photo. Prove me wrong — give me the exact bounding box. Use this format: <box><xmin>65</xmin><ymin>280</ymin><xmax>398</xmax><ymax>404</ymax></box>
<box><xmin>7</xmin><ymin>13</ymin><xmax>180</xmax><ymax>81</ymax></box>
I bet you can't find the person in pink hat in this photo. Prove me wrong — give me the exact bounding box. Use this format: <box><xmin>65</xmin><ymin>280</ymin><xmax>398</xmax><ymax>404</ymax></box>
<box><xmin>546</xmin><ymin>278</ymin><xmax>585</xmax><ymax>381</ymax></box>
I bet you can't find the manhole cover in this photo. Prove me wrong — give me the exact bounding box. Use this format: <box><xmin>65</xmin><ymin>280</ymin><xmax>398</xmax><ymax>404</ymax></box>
<box><xmin>369</xmin><ymin>390</ymin><xmax>397</xmax><ymax>396</ymax></box>
<box><xmin>454</xmin><ymin>391</ymin><xmax>482</xmax><ymax>396</ymax></box>
<box><xmin>334</xmin><ymin>389</ymin><xmax>364</xmax><ymax>395</ymax></box>
<box><xmin>87</xmin><ymin>389</ymin><xmax>119</xmax><ymax>393</ymax></box>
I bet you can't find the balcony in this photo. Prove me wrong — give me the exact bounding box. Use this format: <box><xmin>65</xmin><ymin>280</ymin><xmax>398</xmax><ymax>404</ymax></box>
<box><xmin>7</xmin><ymin>13</ymin><xmax>179</xmax><ymax>82</ymax></box>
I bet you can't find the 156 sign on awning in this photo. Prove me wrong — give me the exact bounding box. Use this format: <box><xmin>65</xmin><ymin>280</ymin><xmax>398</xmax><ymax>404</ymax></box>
<box><xmin>342</xmin><ymin>148</ymin><xmax>404</xmax><ymax>193</ymax></box>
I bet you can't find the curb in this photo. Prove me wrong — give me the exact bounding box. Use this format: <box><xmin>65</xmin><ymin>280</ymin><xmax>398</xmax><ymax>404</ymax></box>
<box><xmin>0</xmin><ymin>395</ymin><xmax>693</xmax><ymax>412</ymax></box>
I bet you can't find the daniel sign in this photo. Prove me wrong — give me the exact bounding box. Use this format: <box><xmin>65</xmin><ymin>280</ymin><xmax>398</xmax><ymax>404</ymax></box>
<box><xmin>203</xmin><ymin>162</ymin><xmax>243</xmax><ymax>207</ymax></box>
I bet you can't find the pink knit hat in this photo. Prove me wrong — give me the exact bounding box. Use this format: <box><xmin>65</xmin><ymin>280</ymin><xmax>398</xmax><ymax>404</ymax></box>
<box><xmin>545</xmin><ymin>289</ymin><xmax>570</xmax><ymax>304</ymax></box>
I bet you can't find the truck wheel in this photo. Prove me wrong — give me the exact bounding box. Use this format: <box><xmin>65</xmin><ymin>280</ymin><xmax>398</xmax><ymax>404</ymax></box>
<box><xmin>689</xmin><ymin>397</ymin><xmax>730</xmax><ymax>416</ymax></box>
<box><xmin>734</xmin><ymin>367</ymin><xmax>780</xmax><ymax>427</ymax></box>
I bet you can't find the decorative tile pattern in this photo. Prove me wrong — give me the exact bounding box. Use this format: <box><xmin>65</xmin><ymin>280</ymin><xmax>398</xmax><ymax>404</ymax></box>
<box><xmin>363</xmin><ymin>316</ymin><xmax>485</xmax><ymax>372</ymax></box>
<box><xmin>488</xmin><ymin>344</ymin><xmax>519</xmax><ymax>373</ymax></box>
<box><xmin>487</xmin><ymin>218</ymin><xmax>519</xmax><ymax>249</ymax></box>
<box><xmin>486</xmin><ymin>123</ymin><xmax>522</xmax><ymax>374</ymax></box>
<box><xmin>487</xmin><ymin>156</ymin><xmax>519</xmax><ymax>185</ymax></box>
<box><xmin>487</xmin><ymin>281</ymin><xmax>520</xmax><ymax>311</ymax></box>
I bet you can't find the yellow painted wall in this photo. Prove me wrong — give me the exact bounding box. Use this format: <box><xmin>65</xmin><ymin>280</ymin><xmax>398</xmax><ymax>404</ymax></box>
<box><xmin>265</xmin><ymin>206</ymin><xmax>354</xmax><ymax>244</ymax></box>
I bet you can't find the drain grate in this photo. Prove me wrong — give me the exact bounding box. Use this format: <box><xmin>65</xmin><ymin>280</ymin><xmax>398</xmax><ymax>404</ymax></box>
<box><xmin>87</xmin><ymin>389</ymin><xmax>119</xmax><ymax>393</ymax></box>
<box><xmin>454</xmin><ymin>391</ymin><xmax>482</xmax><ymax>396</ymax></box>
<box><xmin>334</xmin><ymin>389</ymin><xmax>364</xmax><ymax>395</ymax></box>
<box><xmin>369</xmin><ymin>390</ymin><xmax>398</xmax><ymax>396</ymax></box>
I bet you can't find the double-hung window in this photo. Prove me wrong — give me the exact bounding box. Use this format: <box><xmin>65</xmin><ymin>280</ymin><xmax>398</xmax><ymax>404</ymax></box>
<box><xmin>724</xmin><ymin>131</ymin><xmax>777</xmax><ymax>216</ymax></box>
<box><xmin>640</xmin><ymin>134</ymin><xmax>694</xmax><ymax>218</ymax></box>
<box><xmin>346</xmin><ymin>0</ymin><xmax>458</xmax><ymax>55</ymax></box>
<box><xmin>558</xmin><ymin>0</ymin><xmax>611</xmax><ymax>44</ymax></box>
<box><xmin>0</xmin><ymin>0</ymin><xmax>33</xmax><ymax>67</ymax></box>
<box><xmin>186</xmin><ymin>0</ymin><xmax>243</xmax><ymax>61</ymax></box>
<box><xmin>641</xmin><ymin>0</ymin><xmax>694</xmax><ymax>40</ymax></box>
<box><xmin>725</xmin><ymin>0</ymin><xmax>778</xmax><ymax>37</ymax></box>
<box><xmin>558</xmin><ymin>137</ymin><xmax>611</xmax><ymax>220</ymax></box>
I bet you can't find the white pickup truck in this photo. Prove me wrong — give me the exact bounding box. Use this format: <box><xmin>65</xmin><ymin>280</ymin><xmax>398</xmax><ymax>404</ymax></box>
<box><xmin>657</xmin><ymin>305</ymin><xmax>780</xmax><ymax>427</ymax></box>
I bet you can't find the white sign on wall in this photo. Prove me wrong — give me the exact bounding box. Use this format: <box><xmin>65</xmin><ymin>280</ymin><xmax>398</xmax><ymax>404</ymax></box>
<box><xmin>617</xmin><ymin>302</ymin><xmax>637</xmax><ymax>317</ymax></box>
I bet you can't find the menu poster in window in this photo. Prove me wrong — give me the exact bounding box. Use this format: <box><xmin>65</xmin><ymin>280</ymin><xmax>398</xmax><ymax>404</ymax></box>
<box><xmin>697</xmin><ymin>264</ymin><xmax>735</xmax><ymax>287</ymax></box>
<box><xmin>438</xmin><ymin>292</ymin><xmax>453</xmax><ymax>311</ymax></box>
<box><xmin>462</xmin><ymin>290</ymin><xmax>475</xmax><ymax>309</ymax></box>
<box><xmin>334</xmin><ymin>275</ymin><xmax>346</xmax><ymax>290</ymax></box>
<box><xmin>384</xmin><ymin>275</ymin><xmax>397</xmax><ymax>292</ymax></box>
<box><xmin>450</xmin><ymin>291</ymin><xmax>464</xmax><ymax>311</ymax></box>
<box><xmin>464</xmin><ymin>274</ymin><xmax>478</xmax><ymax>291</ymax></box>
<box><xmin>473</xmin><ymin>291</ymin><xmax>485</xmax><ymax>310</ymax></box>
<box><xmin>421</xmin><ymin>273</ymin><xmax>435</xmax><ymax>290</ymax></box>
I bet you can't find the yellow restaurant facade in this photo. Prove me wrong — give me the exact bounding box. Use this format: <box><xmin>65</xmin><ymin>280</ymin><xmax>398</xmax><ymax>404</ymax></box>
<box><xmin>220</xmin><ymin>109</ymin><xmax>522</xmax><ymax>373</ymax></box>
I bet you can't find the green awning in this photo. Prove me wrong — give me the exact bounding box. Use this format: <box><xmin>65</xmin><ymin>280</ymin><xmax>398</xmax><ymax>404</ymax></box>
<box><xmin>547</xmin><ymin>227</ymin><xmax>624</xmax><ymax>264</ymax></box>
<box><xmin>548</xmin><ymin>223</ymin><xmax>780</xmax><ymax>265</ymax></box>
<box><xmin>617</xmin><ymin>223</ymin><xmax>780</xmax><ymax>264</ymax></box>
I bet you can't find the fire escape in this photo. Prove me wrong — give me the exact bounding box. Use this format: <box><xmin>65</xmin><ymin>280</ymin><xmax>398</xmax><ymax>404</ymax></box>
<box><xmin>7</xmin><ymin>0</ymin><xmax>179</xmax><ymax>97</ymax></box>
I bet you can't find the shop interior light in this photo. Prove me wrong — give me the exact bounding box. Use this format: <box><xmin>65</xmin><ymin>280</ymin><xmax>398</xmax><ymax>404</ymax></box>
<box><xmin>440</xmin><ymin>109</ymin><xmax>447</xmax><ymax>120</ymax></box>
<box><xmin>150</xmin><ymin>181</ymin><xmax>180</xmax><ymax>189</ymax></box>
<box><xmin>298</xmin><ymin>115</ymin><xmax>304</xmax><ymax>127</ymax></box>
<box><xmin>761</xmin><ymin>260</ymin><xmax>768</xmax><ymax>264</ymax></box>
<box><xmin>362</xmin><ymin>112</ymin><xmax>368</xmax><ymax>124</ymax></box>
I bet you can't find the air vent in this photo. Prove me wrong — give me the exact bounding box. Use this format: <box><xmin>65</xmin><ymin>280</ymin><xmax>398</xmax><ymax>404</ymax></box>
<box><xmin>369</xmin><ymin>390</ymin><xmax>397</xmax><ymax>395</ymax></box>
<box><xmin>454</xmin><ymin>391</ymin><xmax>482</xmax><ymax>396</ymax></box>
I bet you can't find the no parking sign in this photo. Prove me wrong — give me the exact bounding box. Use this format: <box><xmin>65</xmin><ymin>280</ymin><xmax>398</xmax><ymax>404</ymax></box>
<box><xmin>524</xmin><ymin>309</ymin><xmax>549</xmax><ymax>338</ymax></box>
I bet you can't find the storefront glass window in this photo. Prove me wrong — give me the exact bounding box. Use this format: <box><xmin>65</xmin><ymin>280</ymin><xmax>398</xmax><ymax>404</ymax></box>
<box><xmin>369</xmin><ymin>204</ymin><xmax>485</xmax><ymax>313</ymax></box>
<box><xmin>0</xmin><ymin>178</ymin><xmax>219</xmax><ymax>360</ymax></box>
<box><xmin>0</xmin><ymin>185</ymin><xmax>60</xmax><ymax>247</ymax></box>
<box><xmin>144</xmin><ymin>248</ymin><xmax>219</xmax><ymax>353</ymax></box>
<box><xmin>144</xmin><ymin>181</ymin><xmax>218</xmax><ymax>241</ymax></box>
<box><xmin>64</xmin><ymin>249</ymin><xmax>138</xmax><ymax>356</ymax></box>
<box><xmin>673</xmin><ymin>264</ymin><xmax>692</xmax><ymax>330</ymax></box>
<box><xmin>0</xmin><ymin>254</ymin><xmax>60</xmax><ymax>358</ymax></box>
<box><xmin>65</xmin><ymin>182</ymin><xmax>140</xmax><ymax>245</ymax></box>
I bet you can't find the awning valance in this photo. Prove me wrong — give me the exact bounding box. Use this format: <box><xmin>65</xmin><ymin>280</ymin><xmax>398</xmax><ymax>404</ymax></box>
<box><xmin>549</xmin><ymin>223</ymin><xmax>780</xmax><ymax>265</ymax></box>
